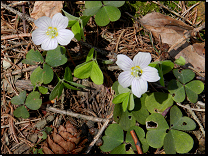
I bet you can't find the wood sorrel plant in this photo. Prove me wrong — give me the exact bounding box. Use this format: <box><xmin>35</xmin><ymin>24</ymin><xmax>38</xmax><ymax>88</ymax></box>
<box><xmin>10</xmin><ymin>1</ymin><xmax>204</xmax><ymax>154</ymax></box>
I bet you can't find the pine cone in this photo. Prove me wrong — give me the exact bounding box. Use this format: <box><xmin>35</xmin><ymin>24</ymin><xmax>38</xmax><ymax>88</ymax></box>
<box><xmin>42</xmin><ymin>121</ymin><xmax>88</xmax><ymax>154</ymax></box>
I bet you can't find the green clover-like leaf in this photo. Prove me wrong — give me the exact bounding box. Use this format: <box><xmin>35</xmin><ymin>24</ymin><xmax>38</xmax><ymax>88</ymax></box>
<box><xmin>30</xmin><ymin>66</ymin><xmax>44</xmax><ymax>86</ymax></box>
<box><xmin>146</xmin><ymin>113</ymin><xmax>169</xmax><ymax>148</ymax></box>
<box><xmin>103</xmin><ymin>1</ymin><xmax>125</xmax><ymax>7</ymax></box>
<box><xmin>168</xmin><ymin>79</ymin><xmax>185</xmax><ymax>103</ymax></box>
<box><xmin>164</xmin><ymin>129</ymin><xmax>194</xmax><ymax>154</ymax></box>
<box><xmin>95</xmin><ymin>6</ymin><xmax>121</xmax><ymax>26</ymax></box>
<box><xmin>119</xmin><ymin>109</ymin><xmax>136</xmax><ymax>131</ymax></box>
<box><xmin>11</xmin><ymin>91</ymin><xmax>26</xmax><ymax>105</ymax></box>
<box><xmin>170</xmin><ymin>105</ymin><xmax>196</xmax><ymax>131</ymax></box>
<box><xmin>173</xmin><ymin>69</ymin><xmax>195</xmax><ymax>84</ymax></box>
<box><xmin>64</xmin><ymin>67</ymin><xmax>73</xmax><ymax>82</ymax></box>
<box><xmin>185</xmin><ymin>80</ymin><xmax>204</xmax><ymax>103</ymax></box>
<box><xmin>43</xmin><ymin>63</ymin><xmax>54</xmax><ymax>84</ymax></box>
<box><xmin>112</xmin><ymin>92</ymin><xmax>130</xmax><ymax>104</ymax></box>
<box><xmin>13</xmin><ymin>105</ymin><xmax>30</xmax><ymax>119</ymax></box>
<box><xmin>132</xmin><ymin>93</ymin><xmax>149</xmax><ymax>125</ymax></box>
<box><xmin>38</xmin><ymin>86</ymin><xmax>48</xmax><ymax>94</ymax></box>
<box><xmin>49</xmin><ymin>82</ymin><xmax>64</xmax><ymax>100</ymax></box>
<box><xmin>45</xmin><ymin>46</ymin><xmax>67</xmax><ymax>67</ymax></box>
<box><xmin>25</xmin><ymin>49</ymin><xmax>44</xmax><ymax>63</ymax></box>
<box><xmin>74</xmin><ymin>61</ymin><xmax>93</xmax><ymax>79</ymax></box>
<box><xmin>25</xmin><ymin>91</ymin><xmax>42</xmax><ymax>110</ymax></box>
<box><xmin>174</xmin><ymin>56</ymin><xmax>186</xmax><ymax>66</ymax></box>
<box><xmin>100</xmin><ymin>123</ymin><xmax>123</xmax><ymax>152</ymax></box>
<box><xmin>145</xmin><ymin>92</ymin><xmax>173</xmax><ymax>113</ymax></box>
<box><xmin>90</xmin><ymin>61</ymin><xmax>103</xmax><ymax>85</ymax></box>
<box><xmin>83</xmin><ymin>1</ymin><xmax>102</xmax><ymax>16</ymax></box>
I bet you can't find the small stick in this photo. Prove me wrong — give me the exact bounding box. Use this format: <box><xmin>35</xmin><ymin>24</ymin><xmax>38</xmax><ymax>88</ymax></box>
<box><xmin>184</xmin><ymin>104</ymin><xmax>205</xmax><ymax>138</ymax></box>
<box><xmin>1</xmin><ymin>33</ymin><xmax>32</xmax><ymax>40</ymax></box>
<box><xmin>22</xmin><ymin>4</ymin><xmax>26</xmax><ymax>33</ymax></box>
<box><xmin>1</xmin><ymin>2</ymin><xmax>35</xmax><ymax>23</ymax></box>
<box><xmin>115</xmin><ymin>29</ymin><xmax>126</xmax><ymax>53</ymax></box>
<box><xmin>1</xmin><ymin>118</ymin><xmax>41</xmax><ymax>128</ymax></box>
<box><xmin>46</xmin><ymin>107</ymin><xmax>109</xmax><ymax>123</ymax></box>
<box><xmin>152</xmin><ymin>1</ymin><xmax>194</xmax><ymax>26</ymax></box>
<box><xmin>2</xmin><ymin>65</ymin><xmax>38</xmax><ymax>77</ymax></box>
<box><xmin>130</xmin><ymin>130</ymin><xmax>143</xmax><ymax>154</ymax></box>
<box><xmin>66</xmin><ymin>47</ymin><xmax>76</xmax><ymax>67</ymax></box>
<box><xmin>181</xmin><ymin>2</ymin><xmax>199</xmax><ymax>17</ymax></box>
<box><xmin>176</xmin><ymin>102</ymin><xmax>205</xmax><ymax>112</ymax></box>
<box><xmin>84</xmin><ymin>113</ymin><xmax>113</xmax><ymax>154</ymax></box>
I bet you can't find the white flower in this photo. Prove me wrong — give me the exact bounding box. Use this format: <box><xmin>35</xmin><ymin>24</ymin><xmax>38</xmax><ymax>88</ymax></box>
<box><xmin>116</xmin><ymin>52</ymin><xmax>160</xmax><ymax>98</ymax></box>
<box><xmin>32</xmin><ymin>13</ymin><xmax>74</xmax><ymax>51</ymax></box>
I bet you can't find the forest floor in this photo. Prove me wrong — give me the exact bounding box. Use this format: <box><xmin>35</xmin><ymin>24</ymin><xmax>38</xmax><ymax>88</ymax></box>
<box><xmin>1</xmin><ymin>1</ymin><xmax>205</xmax><ymax>154</ymax></box>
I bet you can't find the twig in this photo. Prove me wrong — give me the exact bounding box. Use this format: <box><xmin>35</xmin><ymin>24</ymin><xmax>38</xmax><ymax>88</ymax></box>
<box><xmin>2</xmin><ymin>42</ymin><xmax>31</xmax><ymax>52</ymax></box>
<box><xmin>1</xmin><ymin>118</ymin><xmax>41</xmax><ymax>128</ymax></box>
<box><xmin>84</xmin><ymin>113</ymin><xmax>113</xmax><ymax>154</ymax></box>
<box><xmin>1</xmin><ymin>2</ymin><xmax>35</xmax><ymax>23</ymax></box>
<box><xmin>115</xmin><ymin>29</ymin><xmax>126</xmax><ymax>53</ymax></box>
<box><xmin>181</xmin><ymin>2</ymin><xmax>199</xmax><ymax>17</ymax></box>
<box><xmin>46</xmin><ymin>107</ymin><xmax>110</xmax><ymax>123</ymax></box>
<box><xmin>130</xmin><ymin>130</ymin><xmax>143</xmax><ymax>154</ymax></box>
<box><xmin>184</xmin><ymin>104</ymin><xmax>205</xmax><ymax>138</ymax></box>
<box><xmin>176</xmin><ymin>103</ymin><xmax>205</xmax><ymax>138</ymax></box>
<box><xmin>188</xmin><ymin>66</ymin><xmax>205</xmax><ymax>78</ymax></box>
<box><xmin>152</xmin><ymin>1</ymin><xmax>194</xmax><ymax>26</ymax></box>
<box><xmin>1</xmin><ymin>33</ymin><xmax>32</xmax><ymax>40</ymax></box>
<box><xmin>176</xmin><ymin>103</ymin><xmax>205</xmax><ymax>112</ymax></box>
<box><xmin>2</xmin><ymin>65</ymin><xmax>38</xmax><ymax>78</ymax></box>
<box><xmin>22</xmin><ymin>4</ymin><xmax>26</xmax><ymax>33</ymax></box>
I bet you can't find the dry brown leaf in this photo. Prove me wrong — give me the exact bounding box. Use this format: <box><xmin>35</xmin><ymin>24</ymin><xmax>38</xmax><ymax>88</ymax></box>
<box><xmin>139</xmin><ymin>12</ymin><xmax>204</xmax><ymax>72</ymax></box>
<box><xmin>192</xmin><ymin>42</ymin><xmax>205</xmax><ymax>57</ymax></box>
<box><xmin>30</xmin><ymin>1</ymin><xmax>64</xmax><ymax>27</ymax></box>
<box><xmin>169</xmin><ymin>42</ymin><xmax>205</xmax><ymax>72</ymax></box>
<box><xmin>139</xmin><ymin>12</ymin><xmax>193</xmax><ymax>36</ymax></box>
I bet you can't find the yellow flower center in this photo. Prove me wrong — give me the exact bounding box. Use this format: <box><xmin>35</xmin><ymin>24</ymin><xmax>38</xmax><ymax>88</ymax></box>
<box><xmin>46</xmin><ymin>27</ymin><xmax>58</xmax><ymax>39</ymax></box>
<box><xmin>131</xmin><ymin>66</ymin><xmax>143</xmax><ymax>78</ymax></box>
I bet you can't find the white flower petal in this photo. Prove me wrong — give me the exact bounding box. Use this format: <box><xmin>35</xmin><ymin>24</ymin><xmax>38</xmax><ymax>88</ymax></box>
<box><xmin>142</xmin><ymin>66</ymin><xmax>160</xmax><ymax>82</ymax></box>
<box><xmin>56</xmin><ymin>29</ymin><xmax>74</xmax><ymax>45</ymax></box>
<box><xmin>118</xmin><ymin>71</ymin><xmax>134</xmax><ymax>88</ymax></box>
<box><xmin>131</xmin><ymin>78</ymin><xmax>148</xmax><ymax>98</ymax></box>
<box><xmin>133</xmin><ymin>52</ymin><xmax>151</xmax><ymax>69</ymax></box>
<box><xmin>41</xmin><ymin>38</ymin><xmax>58</xmax><ymax>51</ymax></box>
<box><xmin>32</xmin><ymin>29</ymin><xmax>48</xmax><ymax>45</ymax></box>
<box><xmin>52</xmin><ymin>13</ymin><xmax>68</xmax><ymax>29</ymax></box>
<box><xmin>35</xmin><ymin>16</ymin><xmax>52</xmax><ymax>30</ymax></box>
<box><xmin>116</xmin><ymin>54</ymin><xmax>134</xmax><ymax>71</ymax></box>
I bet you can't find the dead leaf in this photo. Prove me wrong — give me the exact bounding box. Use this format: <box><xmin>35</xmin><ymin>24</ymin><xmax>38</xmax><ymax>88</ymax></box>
<box><xmin>139</xmin><ymin>12</ymin><xmax>204</xmax><ymax>72</ymax></box>
<box><xmin>30</xmin><ymin>1</ymin><xmax>64</xmax><ymax>29</ymax></box>
<box><xmin>169</xmin><ymin>42</ymin><xmax>205</xmax><ymax>72</ymax></box>
<box><xmin>139</xmin><ymin>12</ymin><xmax>193</xmax><ymax>36</ymax></box>
<box><xmin>192</xmin><ymin>42</ymin><xmax>205</xmax><ymax>57</ymax></box>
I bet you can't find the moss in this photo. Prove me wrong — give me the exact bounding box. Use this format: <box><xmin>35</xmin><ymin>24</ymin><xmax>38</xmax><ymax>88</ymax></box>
<box><xmin>129</xmin><ymin>1</ymin><xmax>160</xmax><ymax>17</ymax></box>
